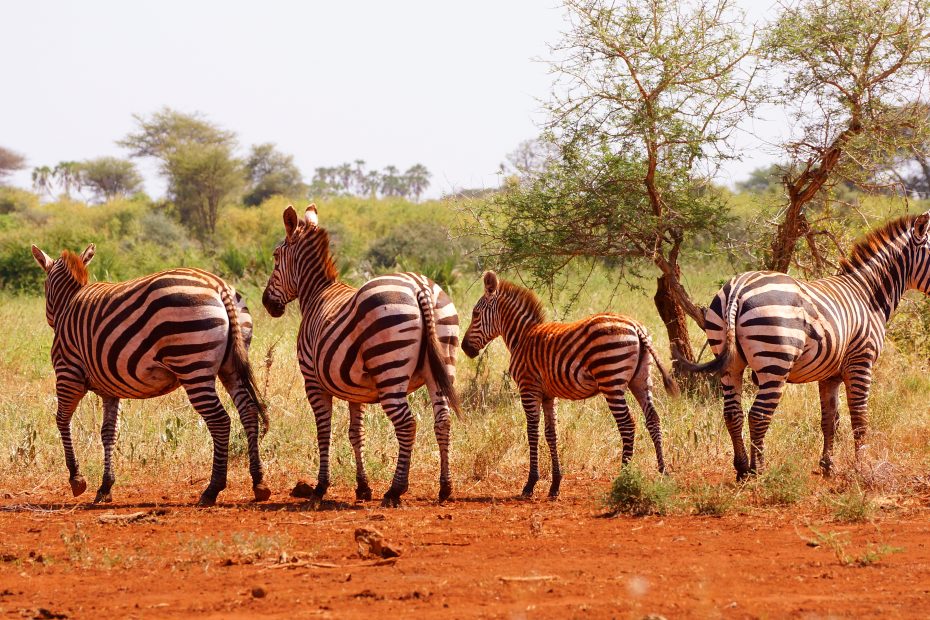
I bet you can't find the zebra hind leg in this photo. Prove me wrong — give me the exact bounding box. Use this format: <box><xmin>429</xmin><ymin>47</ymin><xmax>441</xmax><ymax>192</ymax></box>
<box><xmin>746</xmin><ymin>374</ymin><xmax>788</xmax><ymax>475</ymax></box>
<box><xmin>818</xmin><ymin>378</ymin><xmax>842</xmax><ymax>476</ymax></box>
<box><xmin>54</xmin><ymin>385</ymin><xmax>87</xmax><ymax>497</ymax></box>
<box><xmin>291</xmin><ymin>390</ymin><xmax>334</xmax><ymax>502</ymax></box>
<box><xmin>379</xmin><ymin>395</ymin><xmax>417</xmax><ymax>508</ymax></box>
<box><xmin>844</xmin><ymin>362</ymin><xmax>874</xmax><ymax>464</ymax></box>
<box><xmin>94</xmin><ymin>397</ymin><xmax>120</xmax><ymax>503</ymax></box>
<box><xmin>628</xmin><ymin>360</ymin><xmax>665</xmax><ymax>474</ymax></box>
<box><xmin>219</xmin><ymin>371</ymin><xmax>270</xmax><ymax>502</ymax></box>
<box><xmin>423</xmin><ymin>374</ymin><xmax>454</xmax><ymax>502</ymax></box>
<box><xmin>721</xmin><ymin>369</ymin><xmax>750</xmax><ymax>480</ymax></box>
<box><xmin>542</xmin><ymin>398</ymin><xmax>562</xmax><ymax>498</ymax></box>
<box><xmin>183</xmin><ymin>381</ymin><xmax>232</xmax><ymax>506</ymax></box>
<box><xmin>605</xmin><ymin>392</ymin><xmax>636</xmax><ymax>466</ymax></box>
<box><xmin>348</xmin><ymin>403</ymin><xmax>372</xmax><ymax>501</ymax></box>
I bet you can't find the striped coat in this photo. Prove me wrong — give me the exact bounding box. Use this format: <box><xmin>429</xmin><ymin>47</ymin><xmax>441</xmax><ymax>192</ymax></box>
<box><xmin>678</xmin><ymin>213</ymin><xmax>930</xmax><ymax>478</ymax></box>
<box><xmin>462</xmin><ymin>271</ymin><xmax>678</xmax><ymax>498</ymax></box>
<box><xmin>262</xmin><ymin>205</ymin><xmax>460</xmax><ymax>507</ymax></box>
<box><xmin>31</xmin><ymin>244</ymin><xmax>268</xmax><ymax>506</ymax></box>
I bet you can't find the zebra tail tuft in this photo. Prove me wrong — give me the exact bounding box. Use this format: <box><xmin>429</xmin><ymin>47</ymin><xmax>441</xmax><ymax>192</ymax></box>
<box><xmin>638</xmin><ymin>328</ymin><xmax>680</xmax><ymax>398</ymax></box>
<box><xmin>418</xmin><ymin>288</ymin><xmax>462</xmax><ymax>419</ymax></box>
<box><xmin>221</xmin><ymin>289</ymin><xmax>269</xmax><ymax>436</ymax></box>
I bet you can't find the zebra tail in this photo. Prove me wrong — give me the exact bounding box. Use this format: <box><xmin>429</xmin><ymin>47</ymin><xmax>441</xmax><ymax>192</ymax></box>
<box><xmin>221</xmin><ymin>288</ymin><xmax>269</xmax><ymax>436</ymax></box>
<box><xmin>671</xmin><ymin>281</ymin><xmax>741</xmax><ymax>376</ymax></box>
<box><xmin>638</xmin><ymin>327</ymin><xmax>680</xmax><ymax>398</ymax></box>
<box><xmin>417</xmin><ymin>288</ymin><xmax>462</xmax><ymax>419</ymax></box>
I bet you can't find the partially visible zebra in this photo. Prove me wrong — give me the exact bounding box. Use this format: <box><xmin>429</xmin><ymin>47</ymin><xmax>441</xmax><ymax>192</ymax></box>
<box><xmin>261</xmin><ymin>204</ymin><xmax>460</xmax><ymax>507</ymax></box>
<box><xmin>31</xmin><ymin>244</ymin><xmax>269</xmax><ymax>506</ymax></box>
<box><xmin>461</xmin><ymin>271</ymin><xmax>678</xmax><ymax>498</ymax></box>
<box><xmin>676</xmin><ymin>212</ymin><xmax>930</xmax><ymax>479</ymax></box>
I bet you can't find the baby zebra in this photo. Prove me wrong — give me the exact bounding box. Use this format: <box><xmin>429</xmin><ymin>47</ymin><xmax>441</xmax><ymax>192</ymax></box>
<box><xmin>31</xmin><ymin>244</ymin><xmax>269</xmax><ymax>506</ymax></box>
<box><xmin>462</xmin><ymin>271</ymin><xmax>678</xmax><ymax>498</ymax></box>
<box><xmin>262</xmin><ymin>205</ymin><xmax>460</xmax><ymax>507</ymax></box>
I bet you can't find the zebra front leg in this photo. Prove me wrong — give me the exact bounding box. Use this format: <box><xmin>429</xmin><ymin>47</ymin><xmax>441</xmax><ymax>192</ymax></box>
<box><xmin>219</xmin><ymin>372</ymin><xmax>270</xmax><ymax>502</ymax></box>
<box><xmin>94</xmin><ymin>397</ymin><xmax>120</xmax><ymax>503</ymax></box>
<box><xmin>348</xmin><ymin>403</ymin><xmax>372</xmax><ymax>501</ymax></box>
<box><xmin>292</xmin><ymin>389</ymin><xmax>334</xmax><ymax>501</ymax></box>
<box><xmin>844</xmin><ymin>362</ymin><xmax>874</xmax><ymax>464</ymax></box>
<box><xmin>605</xmin><ymin>392</ymin><xmax>636</xmax><ymax>466</ymax></box>
<box><xmin>520</xmin><ymin>392</ymin><xmax>541</xmax><ymax>498</ymax></box>
<box><xmin>183</xmin><ymin>382</ymin><xmax>231</xmax><ymax>506</ymax></box>
<box><xmin>721</xmin><ymin>369</ymin><xmax>750</xmax><ymax>480</ymax></box>
<box><xmin>380</xmin><ymin>396</ymin><xmax>417</xmax><ymax>508</ymax></box>
<box><xmin>629</xmin><ymin>363</ymin><xmax>666</xmax><ymax>474</ymax></box>
<box><xmin>541</xmin><ymin>398</ymin><xmax>562</xmax><ymax>498</ymax></box>
<box><xmin>818</xmin><ymin>377</ymin><xmax>842</xmax><ymax>476</ymax></box>
<box><xmin>55</xmin><ymin>381</ymin><xmax>88</xmax><ymax>497</ymax></box>
<box><xmin>747</xmin><ymin>373</ymin><xmax>788</xmax><ymax>475</ymax></box>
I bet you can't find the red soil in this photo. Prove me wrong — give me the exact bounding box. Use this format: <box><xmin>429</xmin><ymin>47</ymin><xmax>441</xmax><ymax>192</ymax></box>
<box><xmin>2</xmin><ymin>478</ymin><xmax>929</xmax><ymax>619</ymax></box>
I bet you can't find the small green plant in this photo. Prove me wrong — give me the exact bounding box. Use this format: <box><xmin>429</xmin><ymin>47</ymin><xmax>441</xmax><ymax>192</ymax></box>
<box><xmin>826</xmin><ymin>483</ymin><xmax>877</xmax><ymax>523</ymax></box>
<box><xmin>751</xmin><ymin>462</ymin><xmax>808</xmax><ymax>506</ymax></box>
<box><xmin>60</xmin><ymin>524</ymin><xmax>90</xmax><ymax>565</ymax></box>
<box><xmin>689</xmin><ymin>482</ymin><xmax>737</xmax><ymax>517</ymax></box>
<box><xmin>803</xmin><ymin>526</ymin><xmax>903</xmax><ymax>567</ymax></box>
<box><xmin>605</xmin><ymin>465</ymin><xmax>677</xmax><ymax>516</ymax></box>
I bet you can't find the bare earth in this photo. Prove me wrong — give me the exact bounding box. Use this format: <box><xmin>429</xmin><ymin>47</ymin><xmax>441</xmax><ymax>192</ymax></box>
<box><xmin>2</xmin><ymin>477</ymin><xmax>930</xmax><ymax>619</ymax></box>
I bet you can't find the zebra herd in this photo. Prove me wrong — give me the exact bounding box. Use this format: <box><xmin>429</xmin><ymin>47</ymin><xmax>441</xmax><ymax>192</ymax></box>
<box><xmin>29</xmin><ymin>205</ymin><xmax>930</xmax><ymax>507</ymax></box>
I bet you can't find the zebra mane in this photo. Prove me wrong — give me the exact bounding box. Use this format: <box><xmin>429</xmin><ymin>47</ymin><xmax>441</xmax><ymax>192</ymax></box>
<box><xmin>498</xmin><ymin>280</ymin><xmax>546</xmax><ymax>323</ymax></box>
<box><xmin>839</xmin><ymin>215</ymin><xmax>916</xmax><ymax>274</ymax></box>
<box><xmin>60</xmin><ymin>250</ymin><xmax>89</xmax><ymax>285</ymax></box>
<box><xmin>296</xmin><ymin>222</ymin><xmax>339</xmax><ymax>282</ymax></box>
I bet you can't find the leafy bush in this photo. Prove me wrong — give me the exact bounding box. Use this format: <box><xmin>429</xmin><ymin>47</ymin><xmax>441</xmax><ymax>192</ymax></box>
<box><xmin>605</xmin><ymin>465</ymin><xmax>677</xmax><ymax>516</ymax></box>
<box><xmin>750</xmin><ymin>462</ymin><xmax>808</xmax><ymax>506</ymax></box>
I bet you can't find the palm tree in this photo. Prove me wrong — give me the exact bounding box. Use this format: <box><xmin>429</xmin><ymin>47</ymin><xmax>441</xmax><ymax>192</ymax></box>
<box><xmin>53</xmin><ymin>161</ymin><xmax>82</xmax><ymax>199</ymax></box>
<box><xmin>404</xmin><ymin>164</ymin><xmax>431</xmax><ymax>202</ymax></box>
<box><xmin>31</xmin><ymin>166</ymin><xmax>55</xmax><ymax>198</ymax></box>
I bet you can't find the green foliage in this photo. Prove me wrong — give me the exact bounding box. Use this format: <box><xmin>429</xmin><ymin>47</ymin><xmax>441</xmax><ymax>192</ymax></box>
<box><xmin>826</xmin><ymin>483</ymin><xmax>878</xmax><ymax>523</ymax></box>
<box><xmin>365</xmin><ymin>220</ymin><xmax>471</xmax><ymax>286</ymax></box>
<box><xmin>804</xmin><ymin>526</ymin><xmax>903</xmax><ymax>567</ymax></box>
<box><xmin>77</xmin><ymin>157</ymin><xmax>144</xmax><ymax>202</ymax></box>
<box><xmin>0</xmin><ymin>146</ymin><xmax>26</xmax><ymax>183</ymax></box>
<box><xmin>0</xmin><ymin>187</ymin><xmax>38</xmax><ymax>215</ymax></box>
<box><xmin>605</xmin><ymin>465</ymin><xmax>677</xmax><ymax>516</ymax></box>
<box><xmin>243</xmin><ymin>143</ymin><xmax>306</xmax><ymax>207</ymax></box>
<box><xmin>750</xmin><ymin>462</ymin><xmax>809</xmax><ymax>506</ymax></box>
<box><xmin>689</xmin><ymin>482</ymin><xmax>738</xmax><ymax>517</ymax></box>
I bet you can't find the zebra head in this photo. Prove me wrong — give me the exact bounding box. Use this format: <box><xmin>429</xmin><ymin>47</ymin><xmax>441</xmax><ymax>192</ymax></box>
<box><xmin>31</xmin><ymin>243</ymin><xmax>95</xmax><ymax>328</ymax></box>
<box><xmin>263</xmin><ymin>204</ymin><xmax>335</xmax><ymax>317</ymax></box>
<box><xmin>909</xmin><ymin>211</ymin><xmax>930</xmax><ymax>292</ymax></box>
<box><xmin>462</xmin><ymin>270</ymin><xmax>502</xmax><ymax>358</ymax></box>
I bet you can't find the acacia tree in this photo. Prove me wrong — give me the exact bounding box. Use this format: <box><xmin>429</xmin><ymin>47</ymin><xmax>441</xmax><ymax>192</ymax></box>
<box><xmin>762</xmin><ymin>0</ymin><xmax>930</xmax><ymax>272</ymax></box>
<box><xmin>78</xmin><ymin>157</ymin><xmax>143</xmax><ymax>202</ymax></box>
<box><xmin>0</xmin><ymin>147</ymin><xmax>26</xmax><ymax>184</ymax></box>
<box><xmin>473</xmin><ymin>0</ymin><xmax>755</xmax><ymax>370</ymax></box>
<box><xmin>243</xmin><ymin>143</ymin><xmax>305</xmax><ymax>206</ymax></box>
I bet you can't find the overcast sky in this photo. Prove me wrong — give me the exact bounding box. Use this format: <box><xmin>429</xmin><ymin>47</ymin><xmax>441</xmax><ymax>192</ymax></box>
<box><xmin>3</xmin><ymin>0</ymin><xmax>779</xmax><ymax>198</ymax></box>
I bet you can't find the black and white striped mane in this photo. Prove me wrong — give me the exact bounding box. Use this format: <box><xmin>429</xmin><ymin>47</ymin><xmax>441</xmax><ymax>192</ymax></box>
<box><xmin>498</xmin><ymin>280</ymin><xmax>546</xmax><ymax>323</ymax></box>
<box><xmin>839</xmin><ymin>215</ymin><xmax>916</xmax><ymax>275</ymax></box>
<box><xmin>293</xmin><ymin>221</ymin><xmax>339</xmax><ymax>282</ymax></box>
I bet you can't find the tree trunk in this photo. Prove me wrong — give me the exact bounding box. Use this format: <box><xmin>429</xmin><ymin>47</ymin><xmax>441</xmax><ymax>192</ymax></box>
<box><xmin>654</xmin><ymin>273</ymin><xmax>699</xmax><ymax>380</ymax></box>
<box><xmin>768</xmin><ymin>206</ymin><xmax>809</xmax><ymax>273</ymax></box>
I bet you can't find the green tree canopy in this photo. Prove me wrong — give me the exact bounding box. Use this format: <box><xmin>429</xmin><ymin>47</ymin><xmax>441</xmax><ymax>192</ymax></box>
<box><xmin>243</xmin><ymin>143</ymin><xmax>305</xmax><ymax>206</ymax></box>
<box><xmin>0</xmin><ymin>147</ymin><xmax>26</xmax><ymax>184</ymax></box>
<box><xmin>78</xmin><ymin>157</ymin><xmax>144</xmax><ymax>202</ymax></box>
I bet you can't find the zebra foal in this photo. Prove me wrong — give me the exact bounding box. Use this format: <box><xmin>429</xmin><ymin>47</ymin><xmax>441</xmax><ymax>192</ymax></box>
<box><xmin>462</xmin><ymin>271</ymin><xmax>678</xmax><ymax>498</ymax></box>
<box><xmin>31</xmin><ymin>243</ymin><xmax>269</xmax><ymax>506</ymax></box>
<box><xmin>677</xmin><ymin>213</ymin><xmax>930</xmax><ymax>479</ymax></box>
<box><xmin>262</xmin><ymin>204</ymin><xmax>460</xmax><ymax>507</ymax></box>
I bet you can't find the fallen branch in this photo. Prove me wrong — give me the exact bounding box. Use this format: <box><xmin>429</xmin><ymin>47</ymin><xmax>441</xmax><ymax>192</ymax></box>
<box><xmin>263</xmin><ymin>557</ymin><xmax>397</xmax><ymax>570</ymax></box>
<box><xmin>498</xmin><ymin>575</ymin><xmax>559</xmax><ymax>583</ymax></box>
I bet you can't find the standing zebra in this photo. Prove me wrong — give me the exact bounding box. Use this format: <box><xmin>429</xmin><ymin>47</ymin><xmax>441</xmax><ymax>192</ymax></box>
<box><xmin>461</xmin><ymin>271</ymin><xmax>678</xmax><ymax>498</ymax></box>
<box><xmin>676</xmin><ymin>213</ymin><xmax>930</xmax><ymax>479</ymax></box>
<box><xmin>261</xmin><ymin>205</ymin><xmax>460</xmax><ymax>507</ymax></box>
<box><xmin>31</xmin><ymin>244</ymin><xmax>269</xmax><ymax>506</ymax></box>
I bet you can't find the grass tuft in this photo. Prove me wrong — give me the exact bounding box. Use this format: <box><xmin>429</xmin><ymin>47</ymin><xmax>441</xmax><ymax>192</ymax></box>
<box><xmin>605</xmin><ymin>465</ymin><xmax>677</xmax><ymax>516</ymax></box>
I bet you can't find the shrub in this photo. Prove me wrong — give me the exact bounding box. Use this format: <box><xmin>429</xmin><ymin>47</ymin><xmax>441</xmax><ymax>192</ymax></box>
<box><xmin>605</xmin><ymin>466</ymin><xmax>677</xmax><ymax>516</ymax></box>
<box><xmin>689</xmin><ymin>482</ymin><xmax>738</xmax><ymax>516</ymax></box>
<box><xmin>750</xmin><ymin>462</ymin><xmax>808</xmax><ymax>506</ymax></box>
<box><xmin>826</xmin><ymin>483</ymin><xmax>877</xmax><ymax>523</ymax></box>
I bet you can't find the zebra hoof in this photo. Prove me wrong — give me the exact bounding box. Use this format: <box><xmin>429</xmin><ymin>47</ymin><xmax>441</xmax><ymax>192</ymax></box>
<box><xmin>252</xmin><ymin>483</ymin><xmax>271</xmax><ymax>502</ymax></box>
<box><xmin>381</xmin><ymin>487</ymin><xmax>405</xmax><ymax>508</ymax></box>
<box><xmin>438</xmin><ymin>481</ymin><xmax>453</xmax><ymax>503</ymax></box>
<box><xmin>69</xmin><ymin>475</ymin><xmax>87</xmax><ymax>497</ymax></box>
<box><xmin>355</xmin><ymin>485</ymin><xmax>373</xmax><ymax>502</ymax></box>
<box><xmin>291</xmin><ymin>480</ymin><xmax>322</xmax><ymax>499</ymax></box>
<box><xmin>93</xmin><ymin>490</ymin><xmax>112</xmax><ymax>504</ymax></box>
<box><xmin>197</xmin><ymin>490</ymin><xmax>220</xmax><ymax>507</ymax></box>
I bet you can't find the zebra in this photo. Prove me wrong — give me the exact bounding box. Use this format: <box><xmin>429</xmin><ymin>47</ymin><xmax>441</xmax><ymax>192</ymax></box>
<box><xmin>675</xmin><ymin>212</ymin><xmax>930</xmax><ymax>479</ymax></box>
<box><xmin>261</xmin><ymin>204</ymin><xmax>460</xmax><ymax>507</ymax></box>
<box><xmin>31</xmin><ymin>243</ymin><xmax>269</xmax><ymax>506</ymax></box>
<box><xmin>461</xmin><ymin>271</ymin><xmax>679</xmax><ymax>498</ymax></box>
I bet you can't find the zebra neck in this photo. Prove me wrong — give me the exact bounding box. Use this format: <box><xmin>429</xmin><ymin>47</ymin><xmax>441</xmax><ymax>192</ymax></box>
<box><xmin>840</xmin><ymin>252</ymin><xmax>910</xmax><ymax>322</ymax></box>
<box><xmin>298</xmin><ymin>279</ymin><xmax>350</xmax><ymax>314</ymax></box>
<box><xmin>500</xmin><ymin>314</ymin><xmax>541</xmax><ymax>352</ymax></box>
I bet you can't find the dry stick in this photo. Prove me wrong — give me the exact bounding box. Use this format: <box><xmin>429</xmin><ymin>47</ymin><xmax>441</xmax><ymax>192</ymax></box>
<box><xmin>263</xmin><ymin>557</ymin><xmax>397</xmax><ymax>571</ymax></box>
<box><xmin>498</xmin><ymin>575</ymin><xmax>559</xmax><ymax>583</ymax></box>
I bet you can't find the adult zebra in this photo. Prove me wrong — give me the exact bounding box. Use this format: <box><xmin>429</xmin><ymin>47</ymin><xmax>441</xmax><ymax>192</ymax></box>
<box><xmin>261</xmin><ymin>205</ymin><xmax>460</xmax><ymax>507</ymax></box>
<box><xmin>31</xmin><ymin>244</ymin><xmax>269</xmax><ymax>506</ymax></box>
<box><xmin>676</xmin><ymin>212</ymin><xmax>930</xmax><ymax>479</ymax></box>
<box><xmin>461</xmin><ymin>271</ymin><xmax>678</xmax><ymax>498</ymax></box>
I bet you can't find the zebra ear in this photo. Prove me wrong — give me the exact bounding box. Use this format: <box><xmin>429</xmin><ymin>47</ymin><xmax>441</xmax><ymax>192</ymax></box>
<box><xmin>31</xmin><ymin>245</ymin><xmax>53</xmax><ymax>272</ymax></box>
<box><xmin>915</xmin><ymin>212</ymin><xmax>930</xmax><ymax>242</ymax></box>
<box><xmin>283</xmin><ymin>205</ymin><xmax>299</xmax><ymax>240</ymax></box>
<box><xmin>483</xmin><ymin>270</ymin><xmax>499</xmax><ymax>296</ymax></box>
<box><xmin>305</xmin><ymin>204</ymin><xmax>318</xmax><ymax>228</ymax></box>
<box><xmin>80</xmin><ymin>244</ymin><xmax>96</xmax><ymax>266</ymax></box>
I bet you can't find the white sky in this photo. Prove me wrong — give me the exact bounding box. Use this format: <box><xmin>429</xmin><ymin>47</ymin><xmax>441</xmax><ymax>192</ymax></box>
<box><xmin>3</xmin><ymin>0</ymin><xmax>779</xmax><ymax>198</ymax></box>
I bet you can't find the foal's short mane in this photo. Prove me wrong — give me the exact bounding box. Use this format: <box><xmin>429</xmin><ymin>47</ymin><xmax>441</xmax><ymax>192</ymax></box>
<box><xmin>839</xmin><ymin>215</ymin><xmax>916</xmax><ymax>274</ymax></box>
<box><xmin>60</xmin><ymin>250</ymin><xmax>89</xmax><ymax>285</ymax></box>
<box><xmin>297</xmin><ymin>221</ymin><xmax>339</xmax><ymax>282</ymax></box>
<box><xmin>498</xmin><ymin>280</ymin><xmax>546</xmax><ymax>322</ymax></box>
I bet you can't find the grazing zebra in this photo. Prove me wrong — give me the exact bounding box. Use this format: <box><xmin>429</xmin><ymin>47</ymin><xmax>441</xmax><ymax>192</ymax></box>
<box><xmin>461</xmin><ymin>271</ymin><xmax>679</xmax><ymax>498</ymax></box>
<box><xmin>676</xmin><ymin>212</ymin><xmax>930</xmax><ymax>479</ymax></box>
<box><xmin>261</xmin><ymin>204</ymin><xmax>460</xmax><ymax>507</ymax></box>
<box><xmin>31</xmin><ymin>244</ymin><xmax>269</xmax><ymax>506</ymax></box>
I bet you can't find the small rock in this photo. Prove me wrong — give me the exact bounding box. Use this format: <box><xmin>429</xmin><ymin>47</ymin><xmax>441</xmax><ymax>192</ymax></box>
<box><xmin>251</xmin><ymin>586</ymin><xmax>267</xmax><ymax>599</ymax></box>
<box><xmin>368</xmin><ymin>513</ymin><xmax>386</xmax><ymax>521</ymax></box>
<box><xmin>354</xmin><ymin>527</ymin><xmax>401</xmax><ymax>559</ymax></box>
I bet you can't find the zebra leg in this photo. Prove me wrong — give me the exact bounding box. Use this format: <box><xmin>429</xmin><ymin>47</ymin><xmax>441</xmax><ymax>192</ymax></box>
<box><xmin>219</xmin><ymin>372</ymin><xmax>269</xmax><ymax>502</ymax></box>
<box><xmin>348</xmin><ymin>402</ymin><xmax>372</xmax><ymax>501</ymax></box>
<box><xmin>747</xmin><ymin>374</ymin><xmax>788</xmax><ymax>475</ymax></box>
<box><xmin>605</xmin><ymin>392</ymin><xmax>636</xmax><ymax>466</ymax></box>
<box><xmin>379</xmin><ymin>395</ymin><xmax>417</xmax><ymax>508</ymax></box>
<box><xmin>542</xmin><ymin>397</ymin><xmax>562</xmax><ymax>498</ymax></box>
<box><xmin>629</xmin><ymin>361</ymin><xmax>665</xmax><ymax>474</ymax></box>
<box><xmin>721</xmin><ymin>368</ymin><xmax>750</xmax><ymax>480</ymax></box>
<box><xmin>183</xmin><ymin>381</ymin><xmax>231</xmax><ymax>507</ymax></box>
<box><xmin>94</xmin><ymin>397</ymin><xmax>120</xmax><ymax>503</ymax></box>
<box><xmin>292</xmin><ymin>388</ymin><xmax>334</xmax><ymax>500</ymax></box>
<box><xmin>818</xmin><ymin>377</ymin><xmax>842</xmax><ymax>476</ymax></box>
<box><xmin>844</xmin><ymin>362</ymin><xmax>874</xmax><ymax>463</ymax></box>
<box><xmin>425</xmin><ymin>374</ymin><xmax>454</xmax><ymax>502</ymax></box>
<box><xmin>520</xmin><ymin>392</ymin><xmax>542</xmax><ymax>498</ymax></box>
<box><xmin>55</xmin><ymin>382</ymin><xmax>88</xmax><ymax>497</ymax></box>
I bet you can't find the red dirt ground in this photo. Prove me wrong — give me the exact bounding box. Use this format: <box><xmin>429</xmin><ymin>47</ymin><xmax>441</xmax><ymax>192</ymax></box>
<box><xmin>2</xmin><ymin>477</ymin><xmax>930</xmax><ymax>619</ymax></box>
